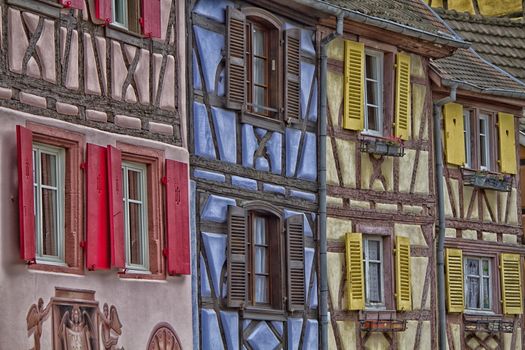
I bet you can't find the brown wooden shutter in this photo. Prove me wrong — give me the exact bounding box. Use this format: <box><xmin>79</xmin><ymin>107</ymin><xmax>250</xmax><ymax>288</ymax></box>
<box><xmin>284</xmin><ymin>28</ymin><xmax>301</xmax><ymax>120</ymax></box>
<box><xmin>225</xmin><ymin>7</ymin><xmax>246</xmax><ymax>110</ymax></box>
<box><xmin>287</xmin><ymin>214</ymin><xmax>305</xmax><ymax>311</ymax></box>
<box><xmin>227</xmin><ymin>205</ymin><xmax>247</xmax><ymax>307</ymax></box>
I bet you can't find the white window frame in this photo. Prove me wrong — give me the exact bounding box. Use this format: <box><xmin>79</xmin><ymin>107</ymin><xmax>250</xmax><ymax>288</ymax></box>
<box><xmin>363</xmin><ymin>236</ymin><xmax>385</xmax><ymax>308</ymax></box>
<box><xmin>463</xmin><ymin>110</ymin><xmax>472</xmax><ymax>168</ymax></box>
<box><xmin>478</xmin><ymin>114</ymin><xmax>491</xmax><ymax>171</ymax></box>
<box><xmin>112</xmin><ymin>0</ymin><xmax>129</xmax><ymax>29</ymax></box>
<box><xmin>464</xmin><ymin>256</ymin><xmax>492</xmax><ymax>313</ymax></box>
<box><xmin>122</xmin><ymin>161</ymin><xmax>149</xmax><ymax>272</ymax></box>
<box><xmin>363</xmin><ymin>50</ymin><xmax>384</xmax><ymax>137</ymax></box>
<box><xmin>33</xmin><ymin>143</ymin><xmax>65</xmax><ymax>265</ymax></box>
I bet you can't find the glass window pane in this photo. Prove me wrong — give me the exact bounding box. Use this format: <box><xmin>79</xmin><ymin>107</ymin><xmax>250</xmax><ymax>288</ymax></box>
<box><xmin>367</xmin><ymin>240</ymin><xmax>380</xmax><ymax>261</ymax></box>
<box><xmin>366</xmin><ymin>55</ymin><xmax>378</xmax><ymax>80</ymax></box>
<box><xmin>366</xmin><ymin>81</ymin><xmax>378</xmax><ymax>106</ymax></box>
<box><xmin>254</xmin><ymin>247</ymin><xmax>267</xmax><ymax>274</ymax></box>
<box><xmin>41</xmin><ymin>188</ymin><xmax>58</xmax><ymax>256</ymax></box>
<box><xmin>114</xmin><ymin>0</ymin><xmax>127</xmax><ymax>25</ymax></box>
<box><xmin>40</xmin><ymin>153</ymin><xmax>57</xmax><ymax>187</ymax></box>
<box><xmin>482</xmin><ymin>260</ymin><xmax>489</xmax><ymax>276</ymax></box>
<box><xmin>466</xmin><ymin>276</ymin><xmax>480</xmax><ymax>308</ymax></box>
<box><xmin>367</xmin><ymin>107</ymin><xmax>378</xmax><ymax>131</ymax></box>
<box><xmin>483</xmin><ymin>277</ymin><xmax>490</xmax><ymax>309</ymax></box>
<box><xmin>253</xmin><ymin>29</ymin><xmax>264</xmax><ymax>56</ymax></box>
<box><xmin>127</xmin><ymin>169</ymin><xmax>142</xmax><ymax>201</ymax></box>
<box><xmin>466</xmin><ymin>259</ymin><xmax>479</xmax><ymax>275</ymax></box>
<box><xmin>254</xmin><ymin>57</ymin><xmax>266</xmax><ymax>85</ymax></box>
<box><xmin>368</xmin><ymin>262</ymin><xmax>381</xmax><ymax>302</ymax></box>
<box><xmin>128</xmin><ymin>202</ymin><xmax>143</xmax><ymax>265</ymax></box>
<box><xmin>255</xmin><ymin>275</ymin><xmax>269</xmax><ymax>303</ymax></box>
<box><xmin>253</xmin><ymin>86</ymin><xmax>266</xmax><ymax>112</ymax></box>
<box><xmin>254</xmin><ymin>217</ymin><xmax>266</xmax><ymax>245</ymax></box>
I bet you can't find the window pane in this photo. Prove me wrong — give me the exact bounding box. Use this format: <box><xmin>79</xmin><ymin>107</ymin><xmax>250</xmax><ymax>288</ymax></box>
<box><xmin>368</xmin><ymin>262</ymin><xmax>381</xmax><ymax>303</ymax></box>
<box><xmin>114</xmin><ymin>0</ymin><xmax>127</xmax><ymax>25</ymax></box>
<box><xmin>40</xmin><ymin>153</ymin><xmax>57</xmax><ymax>187</ymax></box>
<box><xmin>482</xmin><ymin>260</ymin><xmax>489</xmax><ymax>276</ymax></box>
<box><xmin>255</xmin><ymin>275</ymin><xmax>269</xmax><ymax>303</ymax></box>
<box><xmin>254</xmin><ymin>57</ymin><xmax>266</xmax><ymax>85</ymax></box>
<box><xmin>254</xmin><ymin>217</ymin><xmax>266</xmax><ymax>245</ymax></box>
<box><xmin>367</xmin><ymin>107</ymin><xmax>378</xmax><ymax>131</ymax></box>
<box><xmin>367</xmin><ymin>240</ymin><xmax>380</xmax><ymax>261</ymax></box>
<box><xmin>466</xmin><ymin>277</ymin><xmax>480</xmax><ymax>308</ymax></box>
<box><xmin>366</xmin><ymin>55</ymin><xmax>378</xmax><ymax>80</ymax></box>
<box><xmin>254</xmin><ymin>246</ymin><xmax>267</xmax><ymax>274</ymax></box>
<box><xmin>466</xmin><ymin>259</ymin><xmax>479</xmax><ymax>275</ymax></box>
<box><xmin>483</xmin><ymin>277</ymin><xmax>490</xmax><ymax>309</ymax></box>
<box><xmin>253</xmin><ymin>29</ymin><xmax>264</xmax><ymax>56</ymax></box>
<box><xmin>253</xmin><ymin>86</ymin><xmax>266</xmax><ymax>112</ymax></box>
<box><xmin>366</xmin><ymin>80</ymin><xmax>378</xmax><ymax>106</ymax></box>
<box><xmin>41</xmin><ymin>188</ymin><xmax>58</xmax><ymax>256</ymax></box>
<box><xmin>128</xmin><ymin>202</ymin><xmax>143</xmax><ymax>265</ymax></box>
<box><xmin>127</xmin><ymin>169</ymin><xmax>142</xmax><ymax>201</ymax></box>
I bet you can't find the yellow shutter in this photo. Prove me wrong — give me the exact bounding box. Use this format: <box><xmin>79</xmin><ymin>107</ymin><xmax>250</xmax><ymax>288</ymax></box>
<box><xmin>500</xmin><ymin>253</ymin><xmax>522</xmax><ymax>315</ymax></box>
<box><xmin>498</xmin><ymin>112</ymin><xmax>517</xmax><ymax>174</ymax></box>
<box><xmin>395</xmin><ymin>52</ymin><xmax>411</xmax><ymax>140</ymax></box>
<box><xmin>443</xmin><ymin>103</ymin><xmax>466</xmax><ymax>166</ymax></box>
<box><xmin>343</xmin><ymin>40</ymin><xmax>365</xmax><ymax>131</ymax></box>
<box><xmin>395</xmin><ymin>236</ymin><xmax>412</xmax><ymax>311</ymax></box>
<box><xmin>345</xmin><ymin>232</ymin><xmax>365</xmax><ymax>310</ymax></box>
<box><xmin>445</xmin><ymin>248</ymin><xmax>464</xmax><ymax>313</ymax></box>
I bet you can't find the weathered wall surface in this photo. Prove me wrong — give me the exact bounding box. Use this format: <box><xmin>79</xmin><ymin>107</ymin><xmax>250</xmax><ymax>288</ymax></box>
<box><xmin>0</xmin><ymin>0</ymin><xmax>191</xmax><ymax>348</ymax></box>
<box><xmin>325</xmin><ymin>36</ymin><xmax>435</xmax><ymax>349</ymax></box>
<box><xmin>426</xmin><ymin>0</ymin><xmax>523</xmax><ymax>17</ymax></box>
<box><xmin>190</xmin><ymin>0</ymin><xmax>320</xmax><ymax>348</ymax></box>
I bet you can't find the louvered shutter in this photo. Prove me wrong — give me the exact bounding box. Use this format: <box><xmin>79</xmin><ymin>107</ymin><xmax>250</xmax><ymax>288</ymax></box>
<box><xmin>443</xmin><ymin>103</ymin><xmax>466</xmax><ymax>166</ymax></box>
<box><xmin>395</xmin><ymin>52</ymin><xmax>411</xmax><ymax>140</ymax></box>
<box><xmin>60</xmin><ymin>0</ymin><xmax>83</xmax><ymax>9</ymax></box>
<box><xmin>498</xmin><ymin>112</ymin><xmax>517</xmax><ymax>174</ymax></box>
<box><xmin>343</xmin><ymin>40</ymin><xmax>365</xmax><ymax>131</ymax></box>
<box><xmin>107</xmin><ymin>146</ymin><xmax>124</xmax><ymax>269</ymax></box>
<box><xmin>141</xmin><ymin>0</ymin><xmax>161</xmax><ymax>38</ymax></box>
<box><xmin>287</xmin><ymin>214</ymin><xmax>305</xmax><ymax>311</ymax></box>
<box><xmin>225</xmin><ymin>7</ymin><xmax>246</xmax><ymax>110</ymax></box>
<box><xmin>395</xmin><ymin>236</ymin><xmax>412</xmax><ymax>311</ymax></box>
<box><xmin>86</xmin><ymin>144</ymin><xmax>110</xmax><ymax>270</ymax></box>
<box><xmin>165</xmin><ymin>159</ymin><xmax>190</xmax><ymax>275</ymax></box>
<box><xmin>16</xmin><ymin>125</ymin><xmax>36</xmax><ymax>262</ymax></box>
<box><xmin>95</xmin><ymin>0</ymin><xmax>112</xmax><ymax>23</ymax></box>
<box><xmin>346</xmin><ymin>232</ymin><xmax>365</xmax><ymax>310</ymax></box>
<box><xmin>284</xmin><ymin>29</ymin><xmax>301</xmax><ymax>120</ymax></box>
<box><xmin>445</xmin><ymin>248</ymin><xmax>464</xmax><ymax>313</ymax></box>
<box><xmin>227</xmin><ymin>206</ymin><xmax>247</xmax><ymax>307</ymax></box>
<box><xmin>500</xmin><ymin>253</ymin><xmax>522</xmax><ymax>314</ymax></box>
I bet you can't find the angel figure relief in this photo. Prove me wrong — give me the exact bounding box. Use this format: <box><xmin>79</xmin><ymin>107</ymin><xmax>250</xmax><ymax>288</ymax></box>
<box><xmin>59</xmin><ymin>305</ymin><xmax>95</xmax><ymax>350</ymax></box>
<box><xmin>98</xmin><ymin>303</ymin><xmax>123</xmax><ymax>350</ymax></box>
<box><xmin>27</xmin><ymin>298</ymin><xmax>52</xmax><ymax>350</ymax></box>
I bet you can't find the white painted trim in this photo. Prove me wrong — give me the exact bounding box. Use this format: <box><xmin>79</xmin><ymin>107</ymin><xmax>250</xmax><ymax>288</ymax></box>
<box><xmin>363</xmin><ymin>50</ymin><xmax>384</xmax><ymax>137</ymax></box>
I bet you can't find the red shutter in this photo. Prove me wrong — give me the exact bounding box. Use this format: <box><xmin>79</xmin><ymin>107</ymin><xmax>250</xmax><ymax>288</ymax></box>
<box><xmin>107</xmin><ymin>146</ymin><xmax>125</xmax><ymax>269</ymax></box>
<box><xmin>141</xmin><ymin>0</ymin><xmax>161</xmax><ymax>38</ymax></box>
<box><xmin>60</xmin><ymin>0</ymin><xmax>84</xmax><ymax>9</ymax></box>
<box><xmin>17</xmin><ymin>125</ymin><xmax>35</xmax><ymax>262</ymax></box>
<box><xmin>164</xmin><ymin>159</ymin><xmax>190</xmax><ymax>275</ymax></box>
<box><xmin>86</xmin><ymin>144</ymin><xmax>110</xmax><ymax>270</ymax></box>
<box><xmin>95</xmin><ymin>0</ymin><xmax>112</xmax><ymax>23</ymax></box>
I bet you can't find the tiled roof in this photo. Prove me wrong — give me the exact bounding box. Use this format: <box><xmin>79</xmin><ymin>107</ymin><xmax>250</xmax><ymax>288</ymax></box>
<box><xmin>435</xmin><ymin>8</ymin><xmax>525</xmax><ymax>81</ymax></box>
<box><xmin>431</xmin><ymin>47</ymin><xmax>525</xmax><ymax>96</ymax></box>
<box><xmin>319</xmin><ymin>0</ymin><xmax>458</xmax><ymax>40</ymax></box>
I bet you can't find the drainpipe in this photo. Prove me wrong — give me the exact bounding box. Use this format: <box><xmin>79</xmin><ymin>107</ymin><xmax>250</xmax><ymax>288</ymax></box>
<box><xmin>434</xmin><ymin>84</ymin><xmax>457</xmax><ymax>350</ymax></box>
<box><xmin>319</xmin><ymin>13</ymin><xmax>344</xmax><ymax>350</ymax></box>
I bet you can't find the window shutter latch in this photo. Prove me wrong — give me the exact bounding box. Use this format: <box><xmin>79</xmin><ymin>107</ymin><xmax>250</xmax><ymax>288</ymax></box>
<box><xmin>161</xmin><ymin>176</ymin><xmax>168</xmax><ymax>185</ymax></box>
<box><xmin>80</xmin><ymin>162</ymin><xmax>87</xmax><ymax>170</ymax></box>
<box><xmin>63</xmin><ymin>1</ymin><xmax>72</xmax><ymax>8</ymax></box>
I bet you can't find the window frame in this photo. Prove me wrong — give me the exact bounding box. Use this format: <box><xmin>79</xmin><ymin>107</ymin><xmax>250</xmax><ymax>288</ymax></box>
<box><xmin>109</xmin><ymin>0</ymin><xmax>141</xmax><ymax>35</ymax></box>
<box><xmin>32</xmin><ymin>142</ymin><xmax>66</xmax><ymax>265</ymax></box>
<box><xmin>363</xmin><ymin>49</ymin><xmax>384</xmax><ymax>137</ymax></box>
<box><xmin>121</xmin><ymin>160</ymin><xmax>150</xmax><ymax>272</ymax></box>
<box><xmin>363</xmin><ymin>235</ymin><xmax>385</xmax><ymax>309</ymax></box>
<box><xmin>464</xmin><ymin>256</ymin><xmax>493</xmax><ymax>313</ymax></box>
<box><xmin>478</xmin><ymin>113</ymin><xmax>491</xmax><ymax>171</ymax></box>
<box><xmin>463</xmin><ymin>109</ymin><xmax>472</xmax><ymax>168</ymax></box>
<box><xmin>462</xmin><ymin>107</ymin><xmax>499</xmax><ymax>172</ymax></box>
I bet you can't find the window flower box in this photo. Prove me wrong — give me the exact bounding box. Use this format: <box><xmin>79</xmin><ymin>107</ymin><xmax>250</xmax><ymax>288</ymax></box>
<box><xmin>463</xmin><ymin>171</ymin><xmax>512</xmax><ymax>192</ymax></box>
<box><xmin>464</xmin><ymin>315</ymin><xmax>514</xmax><ymax>333</ymax></box>
<box><xmin>359</xmin><ymin>310</ymin><xmax>406</xmax><ymax>332</ymax></box>
<box><xmin>359</xmin><ymin>136</ymin><xmax>405</xmax><ymax>157</ymax></box>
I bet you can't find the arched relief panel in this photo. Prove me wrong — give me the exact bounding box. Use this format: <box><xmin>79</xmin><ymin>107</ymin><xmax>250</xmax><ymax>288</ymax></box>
<box><xmin>147</xmin><ymin>323</ymin><xmax>182</xmax><ymax>350</ymax></box>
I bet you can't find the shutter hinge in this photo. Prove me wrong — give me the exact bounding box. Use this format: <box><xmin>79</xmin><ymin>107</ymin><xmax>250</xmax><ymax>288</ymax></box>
<box><xmin>25</xmin><ymin>258</ymin><xmax>36</xmax><ymax>265</ymax></box>
<box><xmin>161</xmin><ymin>176</ymin><xmax>168</xmax><ymax>185</ymax></box>
<box><xmin>80</xmin><ymin>162</ymin><xmax>87</xmax><ymax>170</ymax></box>
<box><xmin>139</xmin><ymin>17</ymin><xmax>145</xmax><ymax>28</ymax></box>
<box><xmin>162</xmin><ymin>248</ymin><xmax>169</xmax><ymax>257</ymax></box>
<box><xmin>79</xmin><ymin>241</ymin><xmax>86</xmax><ymax>249</ymax></box>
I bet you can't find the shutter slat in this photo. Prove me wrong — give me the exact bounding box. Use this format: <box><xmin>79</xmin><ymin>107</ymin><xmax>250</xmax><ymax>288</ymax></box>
<box><xmin>226</xmin><ymin>7</ymin><xmax>246</xmax><ymax>110</ymax></box>
<box><xmin>284</xmin><ymin>29</ymin><xmax>301</xmax><ymax>120</ymax></box>
<box><xmin>395</xmin><ymin>52</ymin><xmax>411</xmax><ymax>140</ymax></box>
<box><xmin>141</xmin><ymin>0</ymin><xmax>161</xmax><ymax>38</ymax></box>
<box><xmin>86</xmin><ymin>144</ymin><xmax>110</xmax><ymax>270</ymax></box>
<box><xmin>395</xmin><ymin>236</ymin><xmax>412</xmax><ymax>311</ymax></box>
<box><xmin>227</xmin><ymin>206</ymin><xmax>247</xmax><ymax>307</ymax></box>
<box><xmin>17</xmin><ymin>125</ymin><xmax>35</xmax><ymax>262</ymax></box>
<box><xmin>165</xmin><ymin>159</ymin><xmax>190</xmax><ymax>275</ymax></box>
<box><xmin>107</xmin><ymin>146</ymin><xmax>124</xmax><ymax>269</ymax></box>
<box><xmin>346</xmin><ymin>232</ymin><xmax>365</xmax><ymax>310</ymax></box>
<box><xmin>500</xmin><ymin>253</ymin><xmax>522</xmax><ymax>314</ymax></box>
<box><xmin>443</xmin><ymin>103</ymin><xmax>466</xmax><ymax>166</ymax></box>
<box><xmin>95</xmin><ymin>0</ymin><xmax>112</xmax><ymax>23</ymax></box>
<box><xmin>445</xmin><ymin>248</ymin><xmax>464</xmax><ymax>313</ymax></box>
<box><xmin>498</xmin><ymin>112</ymin><xmax>517</xmax><ymax>174</ymax></box>
<box><xmin>287</xmin><ymin>214</ymin><xmax>305</xmax><ymax>311</ymax></box>
<box><xmin>343</xmin><ymin>40</ymin><xmax>365</xmax><ymax>131</ymax></box>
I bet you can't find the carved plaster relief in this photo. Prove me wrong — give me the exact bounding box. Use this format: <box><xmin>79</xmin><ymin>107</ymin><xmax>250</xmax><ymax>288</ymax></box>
<box><xmin>147</xmin><ymin>323</ymin><xmax>182</xmax><ymax>350</ymax></box>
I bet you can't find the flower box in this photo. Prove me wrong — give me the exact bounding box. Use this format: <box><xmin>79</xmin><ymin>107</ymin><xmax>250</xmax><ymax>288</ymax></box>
<box><xmin>360</xmin><ymin>319</ymin><xmax>407</xmax><ymax>332</ymax></box>
<box><xmin>463</xmin><ymin>171</ymin><xmax>512</xmax><ymax>192</ymax></box>
<box><xmin>359</xmin><ymin>137</ymin><xmax>405</xmax><ymax>157</ymax></box>
<box><xmin>464</xmin><ymin>316</ymin><xmax>514</xmax><ymax>333</ymax></box>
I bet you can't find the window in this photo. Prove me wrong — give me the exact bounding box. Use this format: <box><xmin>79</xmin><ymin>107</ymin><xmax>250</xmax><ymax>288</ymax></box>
<box><xmin>33</xmin><ymin>143</ymin><xmax>65</xmax><ymax>264</ymax></box>
<box><xmin>463</xmin><ymin>109</ymin><xmax>472</xmax><ymax>168</ymax></box>
<box><xmin>122</xmin><ymin>161</ymin><xmax>149</xmax><ymax>271</ymax></box>
<box><xmin>364</xmin><ymin>51</ymin><xmax>384</xmax><ymax>136</ymax></box>
<box><xmin>464</xmin><ymin>257</ymin><xmax>492</xmax><ymax>311</ymax></box>
<box><xmin>462</xmin><ymin>110</ymin><xmax>496</xmax><ymax>171</ymax></box>
<box><xmin>478</xmin><ymin>114</ymin><xmax>491</xmax><ymax>171</ymax></box>
<box><xmin>112</xmin><ymin>0</ymin><xmax>129</xmax><ymax>28</ymax></box>
<box><xmin>111</xmin><ymin>0</ymin><xmax>140</xmax><ymax>33</ymax></box>
<box><xmin>363</xmin><ymin>236</ymin><xmax>384</xmax><ymax>307</ymax></box>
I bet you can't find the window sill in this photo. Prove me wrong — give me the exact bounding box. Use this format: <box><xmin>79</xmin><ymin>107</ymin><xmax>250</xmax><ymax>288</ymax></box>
<box><xmin>106</xmin><ymin>26</ymin><xmax>150</xmax><ymax>49</ymax></box>
<box><xmin>461</xmin><ymin>168</ymin><xmax>513</xmax><ymax>192</ymax></box>
<box><xmin>241</xmin><ymin>112</ymin><xmax>284</xmax><ymax>133</ymax></box>
<box><xmin>28</xmin><ymin>263</ymin><xmax>84</xmax><ymax>275</ymax></box>
<box><xmin>242</xmin><ymin>307</ymin><xmax>286</xmax><ymax>321</ymax></box>
<box><xmin>118</xmin><ymin>271</ymin><xmax>166</xmax><ymax>281</ymax></box>
<box><xmin>7</xmin><ymin>0</ymin><xmax>61</xmax><ymax>18</ymax></box>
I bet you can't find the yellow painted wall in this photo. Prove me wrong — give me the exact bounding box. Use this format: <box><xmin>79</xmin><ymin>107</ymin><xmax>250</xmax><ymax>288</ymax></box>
<box><xmin>428</xmin><ymin>0</ymin><xmax>522</xmax><ymax>16</ymax></box>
